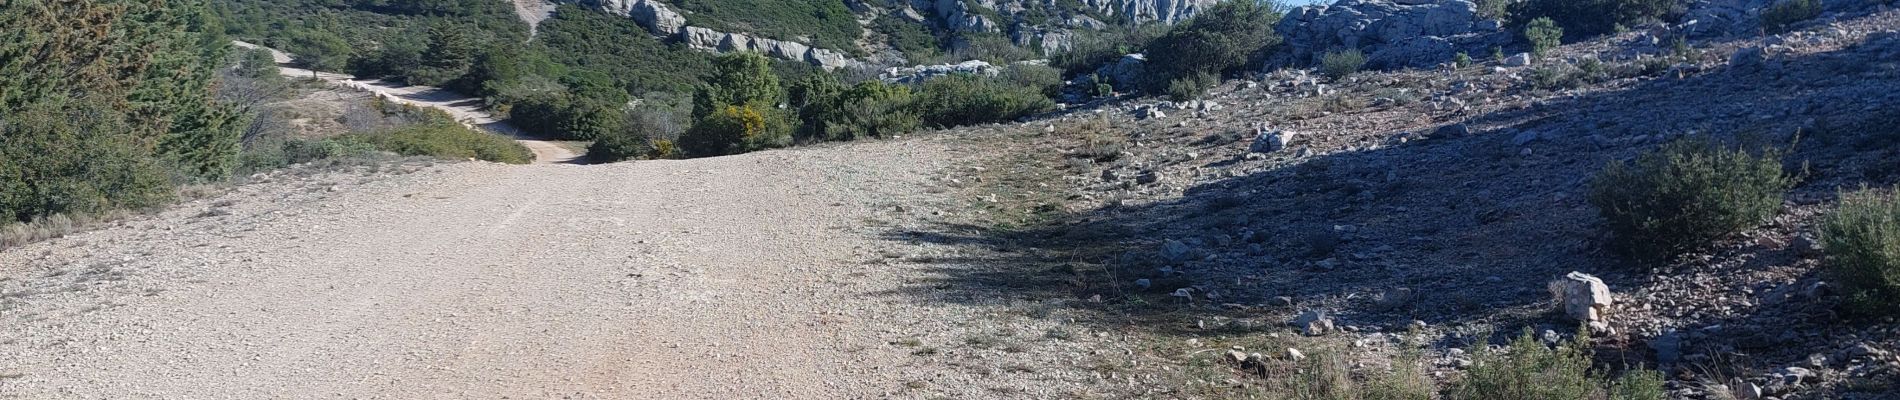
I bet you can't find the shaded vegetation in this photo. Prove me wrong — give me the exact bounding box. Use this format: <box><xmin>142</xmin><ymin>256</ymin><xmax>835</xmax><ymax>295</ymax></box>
<box><xmin>1588</xmin><ymin>138</ymin><xmax>1794</xmax><ymax>264</ymax></box>
<box><xmin>1822</xmin><ymin>188</ymin><xmax>1900</xmax><ymax>318</ymax></box>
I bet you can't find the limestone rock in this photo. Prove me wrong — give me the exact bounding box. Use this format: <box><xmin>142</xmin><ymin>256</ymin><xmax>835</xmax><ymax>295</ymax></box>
<box><xmin>1273</xmin><ymin>0</ymin><xmax>1509</xmax><ymax>69</ymax></box>
<box><xmin>1249</xmin><ymin>126</ymin><xmax>1301</xmax><ymax>153</ymax></box>
<box><xmin>1549</xmin><ymin>271</ymin><xmax>1613</xmax><ymax>327</ymax></box>
<box><xmin>587</xmin><ymin>0</ymin><xmax>686</xmax><ymax>36</ymax></box>
<box><xmin>1291</xmin><ymin>310</ymin><xmax>1334</xmax><ymax>336</ymax></box>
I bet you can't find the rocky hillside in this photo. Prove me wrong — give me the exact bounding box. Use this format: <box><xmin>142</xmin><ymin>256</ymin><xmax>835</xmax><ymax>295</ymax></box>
<box><xmin>896</xmin><ymin>4</ymin><xmax>1900</xmax><ymax>398</ymax></box>
<box><xmin>559</xmin><ymin>0</ymin><xmax>1219</xmax><ymax>68</ymax></box>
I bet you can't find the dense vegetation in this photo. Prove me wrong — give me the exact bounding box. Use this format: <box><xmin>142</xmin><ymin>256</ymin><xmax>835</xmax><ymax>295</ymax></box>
<box><xmin>1588</xmin><ymin>139</ymin><xmax>1794</xmax><ymax>264</ymax></box>
<box><xmin>2</xmin><ymin>0</ymin><xmax>243</xmax><ymax>224</ymax></box>
<box><xmin>1140</xmin><ymin>0</ymin><xmax>1284</xmax><ymax>98</ymax></box>
<box><xmin>1822</xmin><ymin>188</ymin><xmax>1900</xmax><ymax>317</ymax></box>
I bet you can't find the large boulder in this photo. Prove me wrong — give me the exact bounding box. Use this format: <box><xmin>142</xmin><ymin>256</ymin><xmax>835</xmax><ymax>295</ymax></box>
<box><xmin>1093</xmin><ymin>53</ymin><xmax>1147</xmax><ymax>91</ymax></box>
<box><xmin>586</xmin><ymin>0</ymin><xmax>687</xmax><ymax>37</ymax></box>
<box><xmin>1549</xmin><ymin>271</ymin><xmax>1614</xmax><ymax>329</ymax></box>
<box><xmin>1273</xmin><ymin>0</ymin><xmax>1508</xmax><ymax>69</ymax></box>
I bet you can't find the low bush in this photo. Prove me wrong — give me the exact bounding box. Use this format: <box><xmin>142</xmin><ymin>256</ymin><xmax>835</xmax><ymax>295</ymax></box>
<box><xmin>1588</xmin><ymin>138</ymin><xmax>1794</xmax><ymax>263</ymax></box>
<box><xmin>677</xmin><ymin>104</ymin><xmax>791</xmax><ymax>157</ymax></box>
<box><xmin>235</xmin><ymin>136</ymin><xmax>380</xmax><ymax>175</ymax></box>
<box><xmin>1530</xmin><ymin>64</ymin><xmax>1586</xmax><ymax>90</ymax></box>
<box><xmin>1454</xmin><ymin>331</ymin><xmax>1667</xmax><ymax>400</ymax></box>
<box><xmin>1761</xmin><ymin>0</ymin><xmax>1822</xmax><ymax>33</ymax></box>
<box><xmin>915</xmin><ymin>74</ymin><xmax>1055</xmax><ymax>128</ymax></box>
<box><xmin>1455</xmin><ymin>52</ymin><xmax>1474</xmax><ymax>68</ymax></box>
<box><xmin>1526</xmin><ymin>17</ymin><xmax>1564</xmax><ymax>57</ymax></box>
<box><xmin>588</xmin><ymin>108</ymin><xmax>686</xmax><ymax>163</ymax></box>
<box><xmin>1821</xmin><ymin>188</ymin><xmax>1900</xmax><ymax>317</ymax></box>
<box><xmin>1320</xmin><ymin>48</ymin><xmax>1367</xmax><ymax>80</ymax></box>
<box><xmin>1164</xmin><ymin>71</ymin><xmax>1220</xmax><ymax>101</ymax></box>
<box><xmin>345</xmin><ymin>121</ymin><xmax>533</xmax><ymax>164</ymax></box>
<box><xmin>1511</xmin><ymin>0</ymin><xmax>1679</xmax><ymax>39</ymax></box>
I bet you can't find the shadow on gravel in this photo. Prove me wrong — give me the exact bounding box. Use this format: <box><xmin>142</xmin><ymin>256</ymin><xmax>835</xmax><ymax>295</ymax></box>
<box><xmin>877</xmin><ymin>33</ymin><xmax>1900</xmax><ymax>361</ymax></box>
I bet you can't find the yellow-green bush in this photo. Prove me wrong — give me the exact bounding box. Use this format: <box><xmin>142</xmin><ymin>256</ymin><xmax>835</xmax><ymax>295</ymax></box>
<box><xmin>1588</xmin><ymin>138</ymin><xmax>1793</xmax><ymax>263</ymax></box>
<box><xmin>1821</xmin><ymin>188</ymin><xmax>1900</xmax><ymax>317</ymax></box>
<box><xmin>678</xmin><ymin>105</ymin><xmax>791</xmax><ymax>157</ymax></box>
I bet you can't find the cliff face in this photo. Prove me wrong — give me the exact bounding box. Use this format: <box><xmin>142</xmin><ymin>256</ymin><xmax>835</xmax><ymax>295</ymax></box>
<box><xmin>566</xmin><ymin>0</ymin><xmax>863</xmax><ymax>69</ymax></box>
<box><xmin>562</xmin><ymin>0</ymin><xmax>1217</xmax><ymax>68</ymax></box>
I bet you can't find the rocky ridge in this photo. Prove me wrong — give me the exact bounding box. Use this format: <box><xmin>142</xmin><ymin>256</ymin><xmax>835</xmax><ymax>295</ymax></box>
<box><xmin>1272</xmin><ymin>0</ymin><xmax>1511</xmax><ymax>69</ymax></box>
<box><xmin>570</xmin><ymin>0</ymin><xmax>865</xmax><ymax>69</ymax></box>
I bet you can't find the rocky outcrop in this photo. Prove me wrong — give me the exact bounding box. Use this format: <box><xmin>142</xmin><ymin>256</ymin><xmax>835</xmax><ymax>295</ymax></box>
<box><xmin>1682</xmin><ymin>0</ymin><xmax>1776</xmax><ymax>37</ymax></box>
<box><xmin>1273</xmin><ymin>0</ymin><xmax>1509</xmax><ymax>69</ymax></box>
<box><xmin>679</xmin><ymin>27</ymin><xmax>862</xmax><ymax>70</ymax></box>
<box><xmin>1095</xmin><ymin>53</ymin><xmax>1147</xmax><ymax>90</ymax></box>
<box><xmin>565</xmin><ymin>0</ymin><xmax>860</xmax><ymax>70</ymax></box>
<box><xmin>879</xmin><ymin>60</ymin><xmax>1001</xmax><ymax>83</ymax></box>
<box><xmin>584</xmin><ymin>0</ymin><xmax>686</xmax><ymax>37</ymax></box>
<box><xmin>1682</xmin><ymin>0</ymin><xmax>1873</xmax><ymax>37</ymax></box>
<box><xmin>1080</xmin><ymin>0</ymin><xmax>1219</xmax><ymax>24</ymax></box>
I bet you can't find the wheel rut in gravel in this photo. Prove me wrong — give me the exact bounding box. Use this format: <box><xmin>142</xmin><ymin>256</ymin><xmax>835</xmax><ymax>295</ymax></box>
<box><xmin>0</xmin><ymin>139</ymin><xmax>961</xmax><ymax>398</ymax></box>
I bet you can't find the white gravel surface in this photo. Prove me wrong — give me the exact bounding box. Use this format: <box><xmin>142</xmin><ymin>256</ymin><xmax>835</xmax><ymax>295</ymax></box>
<box><xmin>0</xmin><ymin>138</ymin><xmax>995</xmax><ymax>398</ymax></box>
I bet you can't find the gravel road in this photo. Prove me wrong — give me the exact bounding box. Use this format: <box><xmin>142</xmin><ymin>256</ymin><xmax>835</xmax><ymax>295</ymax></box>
<box><xmin>231</xmin><ymin>41</ymin><xmax>579</xmax><ymax>164</ymax></box>
<box><xmin>0</xmin><ymin>138</ymin><xmax>968</xmax><ymax>398</ymax></box>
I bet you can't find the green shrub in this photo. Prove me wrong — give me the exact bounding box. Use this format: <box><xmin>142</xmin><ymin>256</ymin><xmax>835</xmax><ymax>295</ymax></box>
<box><xmin>589</xmin><ymin>108</ymin><xmax>685</xmax><ymax>162</ymax></box>
<box><xmin>693</xmin><ymin>52</ymin><xmax>785</xmax><ymax>121</ymax></box>
<box><xmin>1050</xmin><ymin>25</ymin><xmax>1167</xmax><ymax>77</ymax></box>
<box><xmin>1761</xmin><ymin>0</ymin><xmax>1822</xmax><ymax>33</ymax></box>
<box><xmin>999</xmin><ymin>63</ymin><xmax>1065</xmax><ymax>98</ymax></box>
<box><xmin>1526</xmin><ymin>17</ymin><xmax>1564</xmax><ymax>57</ymax></box>
<box><xmin>1530</xmin><ymin>65</ymin><xmax>1585</xmax><ymax>90</ymax></box>
<box><xmin>0</xmin><ymin>102</ymin><xmax>175</xmax><ymax>224</ymax></box>
<box><xmin>503</xmin><ymin>91</ymin><xmax>629</xmax><ymax>141</ymax></box>
<box><xmin>1475</xmin><ymin>0</ymin><xmax>1514</xmax><ymax>21</ymax></box>
<box><xmin>1453</xmin><ymin>331</ymin><xmax>1666</xmax><ymax>400</ymax></box>
<box><xmin>1142</xmin><ymin>0</ymin><xmax>1282</xmax><ymax>94</ymax></box>
<box><xmin>678</xmin><ymin>105</ymin><xmax>790</xmax><ymax>157</ymax></box>
<box><xmin>1320</xmin><ymin>48</ymin><xmax>1367</xmax><ymax>80</ymax></box>
<box><xmin>915</xmin><ymin>74</ymin><xmax>1056</xmax><ymax>128</ymax></box>
<box><xmin>1821</xmin><ymin>188</ymin><xmax>1900</xmax><ymax>317</ymax></box>
<box><xmin>588</xmin><ymin>129</ymin><xmax>651</xmax><ymax>163</ymax></box>
<box><xmin>789</xmin><ymin>75</ymin><xmax>921</xmax><ymax>142</ymax></box>
<box><xmin>1455</xmin><ymin>52</ymin><xmax>1474</xmax><ymax>68</ymax></box>
<box><xmin>873</xmin><ymin>16</ymin><xmax>942</xmax><ymax>62</ymax></box>
<box><xmin>346</xmin><ymin>121</ymin><xmax>532</xmax><ymax>164</ymax></box>
<box><xmin>2</xmin><ymin>0</ymin><xmax>237</xmax><ymax>222</ymax></box>
<box><xmin>1588</xmin><ymin>138</ymin><xmax>1794</xmax><ymax>263</ymax></box>
<box><xmin>823</xmin><ymin>82</ymin><xmax>920</xmax><ymax>140</ymax></box>
<box><xmin>1511</xmin><ymin>0</ymin><xmax>1679</xmax><ymax>39</ymax></box>
<box><xmin>1164</xmin><ymin>71</ymin><xmax>1219</xmax><ymax>101</ymax></box>
<box><xmin>949</xmin><ymin>34</ymin><xmax>1039</xmax><ymax>65</ymax></box>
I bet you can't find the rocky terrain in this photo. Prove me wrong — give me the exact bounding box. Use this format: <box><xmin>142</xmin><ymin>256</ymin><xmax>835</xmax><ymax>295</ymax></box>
<box><xmin>559</xmin><ymin>0</ymin><xmax>1219</xmax><ymax>69</ymax></box>
<box><xmin>5</xmin><ymin>0</ymin><xmax>1900</xmax><ymax>398</ymax></box>
<box><xmin>892</xmin><ymin>5</ymin><xmax>1900</xmax><ymax>398</ymax></box>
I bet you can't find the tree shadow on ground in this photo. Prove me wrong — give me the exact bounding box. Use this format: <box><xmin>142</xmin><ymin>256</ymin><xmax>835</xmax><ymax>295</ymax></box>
<box><xmin>875</xmin><ymin>31</ymin><xmax>1900</xmax><ymax>367</ymax></box>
